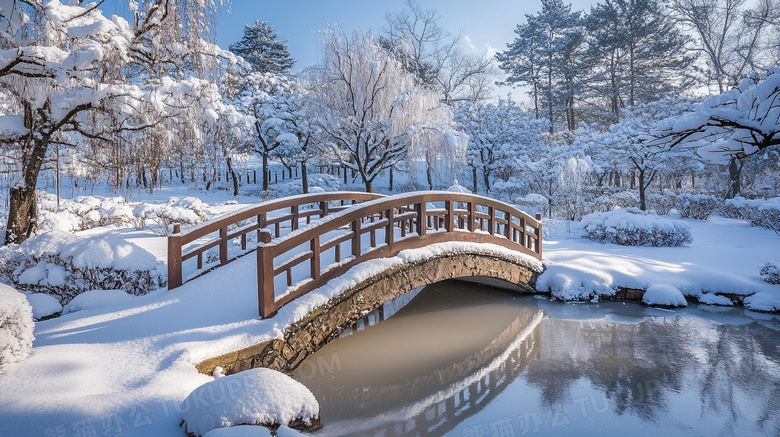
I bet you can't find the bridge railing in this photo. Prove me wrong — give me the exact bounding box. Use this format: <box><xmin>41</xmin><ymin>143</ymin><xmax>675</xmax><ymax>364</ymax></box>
<box><xmin>167</xmin><ymin>192</ymin><xmax>384</xmax><ymax>289</ymax></box>
<box><xmin>258</xmin><ymin>191</ymin><xmax>542</xmax><ymax>318</ymax></box>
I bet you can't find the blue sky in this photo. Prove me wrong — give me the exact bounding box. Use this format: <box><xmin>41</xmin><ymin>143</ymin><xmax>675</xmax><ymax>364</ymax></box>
<box><xmin>216</xmin><ymin>1</ymin><xmax>596</xmax><ymax>79</ymax></box>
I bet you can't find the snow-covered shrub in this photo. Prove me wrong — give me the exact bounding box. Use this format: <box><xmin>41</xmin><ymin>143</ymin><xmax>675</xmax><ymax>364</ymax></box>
<box><xmin>606</xmin><ymin>189</ymin><xmax>639</xmax><ymax>209</ymax></box>
<box><xmin>0</xmin><ymin>284</ymin><xmax>35</xmax><ymax>373</ymax></box>
<box><xmin>647</xmin><ymin>192</ymin><xmax>675</xmax><ymax>216</ymax></box>
<box><xmin>515</xmin><ymin>194</ymin><xmax>548</xmax><ymax>218</ymax></box>
<box><xmin>181</xmin><ymin>368</ymin><xmax>320</xmax><ymax>436</ymax></box>
<box><xmin>760</xmin><ymin>262</ymin><xmax>780</xmax><ymax>285</ymax></box>
<box><xmin>675</xmin><ymin>193</ymin><xmax>718</xmax><ymax>220</ymax></box>
<box><xmin>492</xmin><ymin>177</ymin><xmax>524</xmax><ymax>203</ymax></box>
<box><xmin>133</xmin><ymin>203</ymin><xmax>201</xmax><ymax>236</ymax></box>
<box><xmin>580</xmin><ymin>208</ymin><xmax>692</xmax><ymax>247</ymax></box>
<box><xmin>721</xmin><ymin>197</ymin><xmax>780</xmax><ymax>233</ymax></box>
<box><xmin>0</xmin><ymin>232</ymin><xmax>166</xmax><ymax>305</ymax></box>
<box><xmin>37</xmin><ymin>193</ymin><xmax>136</xmax><ymax>233</ymax></box>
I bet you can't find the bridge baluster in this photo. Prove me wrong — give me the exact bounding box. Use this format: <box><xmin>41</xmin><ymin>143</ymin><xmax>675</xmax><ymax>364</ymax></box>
<box><xmin>351</xmin><ymin>219</ymin><xmax>361</xmax><ymax>257</ymax></box>
<box><xmin>488</xmin><ymin>206</ymin><xmax>495</xmax><ymax>235</ymax></box>
<box><xmin>385</xmin><ymin>208</ymin><xmax>394</xmax><ymax>249</ymax></box>
<box><xmin>505</xmin><ymin>212</ymin><xmax>512</xmax><ymax>240</ymax></box>
<box><xmin>417</xmin><ymin>202</ymin><xmax>427</xmax><ymax>237</ymax></box>
<box><xmin>219</xmin><ymin>227</ymin><xmax>228</xmax><ymax>265</ymax></box>
<box><xmin>311</xmin><ymin>236</ymin><xmax>321</xmax><ymax>280</ymax></box>
<box><xmin>468</xmin><ymin>202</ymin><xmax>476</xmax><ymax>232</ymax></box>
<box><xmin>445</xmin><ymin>201</ymin><xmax>454</xmax><ymax>232</ymax></box>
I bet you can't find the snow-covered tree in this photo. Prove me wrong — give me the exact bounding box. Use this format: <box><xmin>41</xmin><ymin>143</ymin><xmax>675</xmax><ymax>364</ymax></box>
<box><xmin>0</xmin><ymin>0</ymin><xmax>235</xmax><ymax>244</ymax></box>
<box><xmin>229</xmin><ymin>20</ymin><xmax>295</xmax><ymax>74</ymax></box>
<box><xmin>455</xmin><ymin>99</ymin><xmax>548</xmax><ymax>193</ymax></box>
<box><xmin>645</xmin><ymin>68</ymin><xmax>780</xmax><ymax>197</ymax></box>
<box><xmin>382</xmin><ymin>0</ymin><xmax>497</xmax><ymax>104</ymax></box>
<box><xmin>497</xmin><ymin>0</ymin><xmax>585</xmax><ymax>132</ymax></box>
<box><xmin>584</xmin><ymin>0</ymin><xmax>696</xmax><ymax>122</ymax></box>
<box><xmin>590</xmin><ymin>99</ymin><xmax>699</xmax><ymax>210</ymax></box>
<box><xmin>314</xmin><ymin>27</ymin><xmax>453</xmax><ymax>193</ymax></box>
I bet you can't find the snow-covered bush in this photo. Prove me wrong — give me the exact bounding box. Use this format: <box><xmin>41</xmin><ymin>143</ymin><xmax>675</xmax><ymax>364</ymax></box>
<box><xmin>0</xmin><ymin>232</ymin><xmax>166</xmax><ymax>305</ymax></box>
<box><xmin>492</xmin><ymin>177</ymin><xmax>525</xmax><ymax>203</ymax></box>
<box><xmin>606</xmin><ymin>189</ymin><xmax>639</xmax><ymax>209</ymax></box>
<box><xmin>181</xmin><ymin>368</ymin><xmax>320</xmax><ymax>436</ymax></box>
<box><xmin>721</xmin><ymin>197</ymin><xmax>780</xmax><ymax>233</ymax></box>
<box><xmin>675</xmin><ymin>193</ymin><xmax>718</xmax><ymax>220</ymax></box>
<box><xmin>647</xmin><ymin>192</ymin><xmax>675</xmax><ymax>216</ymax></box>
<box><xmin>0</xmin><ymin>284</ymin><xmax>35</xmax><ymax>374</ymax></box>
<box><xmin>515</xmin><ymin>194</ymin><xmax>548</xmax><ymax>218</ymax></box>
<box><xmin>132</xmin><ymin>198</ymin><xmax>207</xmax><ymax>236</ymax></box>
<box><xmin>580</xmin><ymin>208</ymin><xmax>692</xmax><ymax>247</ymax></box>
<box><xmin>37</xmin><ymin>193</ymin><xmax>135</xmax><ymax>233</ymax></box>
<box><xmin>760</xmin><ymin>262</ymin><xmax>780</xmax><ymax>285</ymax></box>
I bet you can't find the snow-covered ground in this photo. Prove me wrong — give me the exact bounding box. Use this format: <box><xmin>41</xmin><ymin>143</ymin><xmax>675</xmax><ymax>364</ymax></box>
<box><xmin>0</xmin><ymin>190</ymin><xmax>778</xmax><ymax>436</ymax></box>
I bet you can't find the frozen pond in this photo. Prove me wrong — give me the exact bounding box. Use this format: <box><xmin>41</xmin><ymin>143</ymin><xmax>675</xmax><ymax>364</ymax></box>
<box><xmin>295</xmin><ymin>281</ymin><xmax>780</xmax><ymax>436</ymax></box>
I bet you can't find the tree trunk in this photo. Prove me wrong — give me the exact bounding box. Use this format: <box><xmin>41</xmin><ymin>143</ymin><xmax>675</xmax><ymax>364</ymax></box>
<box><xmin>226</xmin><ymin>156</ymin><xmax>239</xmax><ymax>196</ymax></box>
<box><xmin>483</xmin><ymin>169</ymin><xmax>491</xmax><ymax>193</ymax></box>
<box><xmin>262</xmin><ymin>153</ymin><xmax>269</xmax><ymax>191</ymax></box>
<box><xmin>638</xmin><ymin>168</ymin><xmax>647</xmax><ymax>211</ymax></box>
<box><xmin>364</xmin><ymin>177</ymin><xmax>373</xmax><ymax>193</ymax></box>
<box><xmin>301</xmin><ymin>161</ymin><xmax>309</xmax><ymax>194</ymax></box>
<box><xmin>726</xmin><ymin>157</ymin><xmax>743</xmax><ymax>199</ymax></box>
<box><xmin>389</xmin><ymin>167</ymin><xmax>394</xmax><ymax>191</ymax></box>
<box><xmin>426</xmin><ymin>162</ymin><xmax>434</xmax><ymax>191</ymax></box>
<box><xmin>472</xmin><ymin>167</ymin><xmax>478</xmax><ymax>193</ymax></box>
<box><xmin>4</xmin><ymin>136</ymin><xmax>49</xmax><ymax>245</ymax></box>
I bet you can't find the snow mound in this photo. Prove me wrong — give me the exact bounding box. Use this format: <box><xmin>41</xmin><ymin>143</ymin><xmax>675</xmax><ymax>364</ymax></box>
<box><xmin>744</xmin><ymin>291</ymin><xmax>780</xmax><ymax>312</ymax></box>
<box><xmin>0</xmin><ymin>284</ymin><xmax>35</xmax><ymax>373</ymax></box>
<box><xmin>697</xmin><ymin>293</ymin><xmax>733</xmax><ymax>306</ymax></box>
<box><xmin>25</xmin><ymin>293</ymin><xmax>63</xmax><ymax>320</ymax></box>
<box><xmin>643</xmin><ymin>284</ymin><xmax>688</xmax><ymax>307</ymax></box>
<box><xmin>181</xmin><ymin>368</ymin><xmax>320</xmax><ymax>436</ymax></box>
<box><xmin>203</xmin><ymin>425</ymin><xmax>303</xmax><ymax>437</ymax></box>
<box><xmin>20</xmin><ymin>231</ymin><xmax>160</xmax><ymax>271</ymax></box>
<box><xmin>62</xmin><ymin>289</ymin><xmax>137</xmax><ymax>314</ymax></box>
<box><xmin>581</xmin><ymin>207</ymin><xmax>691</xmax><ymax>247</ymax></box>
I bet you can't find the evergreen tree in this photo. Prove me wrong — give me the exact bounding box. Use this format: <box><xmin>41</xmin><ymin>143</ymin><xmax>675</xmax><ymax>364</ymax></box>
<box><xmin>230</xmin><ymin>21</ymin><xmax>295</xmax><ymax>74</ymax></box>
<box><xmin>497</xmin><ymin>0</ymin><xmax>585</xmax><ymax>133</ymax></box>
<box><xmin>584</xmin><ymin>0</ymin><xmax>696</xmax><ymax>123</ymax></box>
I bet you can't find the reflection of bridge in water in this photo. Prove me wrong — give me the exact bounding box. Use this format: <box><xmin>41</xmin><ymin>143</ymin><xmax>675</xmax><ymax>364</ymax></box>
<box><xmin>299</xmin><ymin>283</ymin><xmax>544</xmax><ymax>437</ymax></box>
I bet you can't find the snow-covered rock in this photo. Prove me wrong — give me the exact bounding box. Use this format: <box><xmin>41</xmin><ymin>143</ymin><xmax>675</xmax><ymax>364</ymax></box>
<box><xmin>62</xmin><ymin>289</ymin><xmax>136</xmax><ymax>314</ymax></box>
<box><xmin>581</xmin><ymin>207</ymin><xmax>691</xmax><ymax>247</ymax></box>
<box><xmin>25</xmin><ymin>293</ymin><xmax>63</xmax><ymax>320</ymax></box>
<box><xmin>697</xmin><ymin>292</ymin><xmax>733</xmax><ymax>306</ymax></box>
<box><xmin>642</xmin><ymin>284</ymin><xmax>688</xmax><ymax>308</ymax></box>
<box><xmin>181</xmin><ymin>368</ymin><xmax>320</xmax><ymax>436</ymax></box>
<box><xmin>0</xmin><ymin>284</ymin><xmax>35</xmax><ymax>373</ymax></box>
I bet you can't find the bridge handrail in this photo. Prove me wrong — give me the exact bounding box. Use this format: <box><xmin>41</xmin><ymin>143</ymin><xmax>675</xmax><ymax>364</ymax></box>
<box><xmin>257</xmin><ymin>191</ymin><xmax>542</xmax><ymax>318</ymax></box>
<box><xmin>167</xmin><ymin>191</ymin><xmax>385</xmax><ymax>289</ymax></box>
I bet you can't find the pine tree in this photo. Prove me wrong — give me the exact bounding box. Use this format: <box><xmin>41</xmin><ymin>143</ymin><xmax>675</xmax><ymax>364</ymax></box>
<box><xmin>229</xmin><ymin>21</ymin><xmax>295</xmax><ymax>74</ymax></box>
<box><xmin>585</xmin><ymin>0</ymin><xmax>696</xmax><ymax>122</ymax></box>
<box><xmin>497</xmin><ymin>0</ymin><xmax>585</xmax><ymax>133</ymax></box>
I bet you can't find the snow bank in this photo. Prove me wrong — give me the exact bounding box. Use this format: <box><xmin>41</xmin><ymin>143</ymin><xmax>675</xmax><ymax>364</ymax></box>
<box><xmin>642</xmin><ymin>284</ymin><xmax>688</xmax><ymax>307</ymax></box>
<box><xmin>25</xmin><ymin>293</ymin><xmax>62</xmax><ymax>320</ymax></box>
<box><xmin>0</xmin><ymin>231</ymin><xmax>166</xmax><ymax>304</ymax></box>
<box><xmin>62</xmin><ymin>289</ymin><xmax>137</xmax><ymax>314</ymax></box>
<box><xmin>581</xmin><ymin>207</ymin><xmax>691</xmax><ymax>247</ymax></box>
<box><xmin>203</xmin><ymin>425</ymin><xmax>302</xmax><ymax>437</ymax></box>
<box><xmin>181</xmin><ymin>368</ymin><xmax>319</xmax><ymax>436</ymax></box>
<box><xmin>0</xmin><ymin>284</ymin><xmax>34</xmax><ymax>373</ymax></box>
<box><xmin>744</xmin><ymin>291</ymin><xmax>780</xmax><ymax>312</ymax></box>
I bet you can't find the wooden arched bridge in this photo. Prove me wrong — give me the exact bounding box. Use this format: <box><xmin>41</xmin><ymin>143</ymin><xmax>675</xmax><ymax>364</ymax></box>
<box><xmin>168</xmin><ymin>191</ymin><xmax>543</xmax><ymax>320</ymax></box>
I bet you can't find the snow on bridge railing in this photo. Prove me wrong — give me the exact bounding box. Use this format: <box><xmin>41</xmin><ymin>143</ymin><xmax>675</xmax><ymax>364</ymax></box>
<box><xmin>257</xmin><ymin>191</ymin><xmax>542</xmax><ymax>318</ymax></box>
<box><xmin>166</xmin><ymin>192</ymin><xmax>384</xmax><ymax>289</ymax></box>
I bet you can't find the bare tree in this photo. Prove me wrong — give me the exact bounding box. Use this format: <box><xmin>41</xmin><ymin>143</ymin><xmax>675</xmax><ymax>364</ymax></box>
<box><xmin>382</xmin><ymin>0</ymin><xmax>497</xmax><ymax>104</ymax></box>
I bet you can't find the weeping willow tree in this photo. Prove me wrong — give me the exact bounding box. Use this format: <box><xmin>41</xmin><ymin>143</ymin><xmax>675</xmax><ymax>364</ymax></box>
<box><xmin>314</xmin><ymin>26</ymin><xmax>460</xmax><ymax>192</ymax></box>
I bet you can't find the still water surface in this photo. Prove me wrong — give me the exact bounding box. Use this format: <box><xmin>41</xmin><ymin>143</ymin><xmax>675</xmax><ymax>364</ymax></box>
<box><xmin>295</xmin><ymin>281</ymin><xmax>780</xmax><ymax>436</ymax></box>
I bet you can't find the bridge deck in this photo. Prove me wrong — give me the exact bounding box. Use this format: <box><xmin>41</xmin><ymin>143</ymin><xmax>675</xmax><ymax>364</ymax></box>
<box><xmin>168</xmin><ymin>191</ymin><xmax>542</xmax><ymax>318</ymax></box>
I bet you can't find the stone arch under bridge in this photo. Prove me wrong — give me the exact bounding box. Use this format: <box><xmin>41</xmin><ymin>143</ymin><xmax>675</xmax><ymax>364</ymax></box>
<box><xmin>196</xmin><ymin>249</ymin><xmax>542</xmax><ymax>376</ymax></box>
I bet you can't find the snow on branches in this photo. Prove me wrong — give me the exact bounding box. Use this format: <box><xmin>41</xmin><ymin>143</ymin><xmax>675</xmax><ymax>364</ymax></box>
<box><xmin>646</xmin><ymin>67</ymin><xmax>780</xmax><ymax>164</ymax></box>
